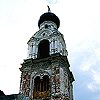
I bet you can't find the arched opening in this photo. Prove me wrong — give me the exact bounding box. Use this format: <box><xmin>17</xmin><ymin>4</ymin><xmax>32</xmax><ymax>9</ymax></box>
<box><xmin>43</xmin><ymin>75</ymin><xmax>49</xmax><ymax>91</ymax></box>
<box><xmin>38</xmin><ymin>40</ymin><xmax>49</xmax><ymax>59</ymax></box>
<box><xmin>33</xmin><ymin>75</ymin><xmax>50</xmax><ymax>99</ymax></box>
<box><xmin>34</xmin><ymin>76</ymin><xmax>40</xmax><ymax>92</ymax></box>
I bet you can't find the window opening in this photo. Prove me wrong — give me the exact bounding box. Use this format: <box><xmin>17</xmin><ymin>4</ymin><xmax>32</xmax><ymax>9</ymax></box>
<box><xmin>38</xmin><ymin>40</ymin><xmax>49</xmax><ymax>58</ymax></box>
<box><xmin>33</xmin><ymin>75</ymin><xmax>49</xmax><ymax>98</ymax></box>
<box><xmin>45</xmin><ymin>24</ymin><xmax>48</xmax><ymax>29</ymax></box>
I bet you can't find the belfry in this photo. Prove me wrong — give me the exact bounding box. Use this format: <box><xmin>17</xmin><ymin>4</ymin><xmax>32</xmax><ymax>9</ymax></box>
<box><xmin>19</xmin><ymin>7</ymin><xmax>74</xmax><ymax>100</ymax></box>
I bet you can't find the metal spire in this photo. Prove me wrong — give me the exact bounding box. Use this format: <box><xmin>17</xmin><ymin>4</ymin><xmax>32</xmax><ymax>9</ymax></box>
<box><xmin>47</xmin><ymin>5</ymin><xmax>51</xmax><ymax>12</ymax></box>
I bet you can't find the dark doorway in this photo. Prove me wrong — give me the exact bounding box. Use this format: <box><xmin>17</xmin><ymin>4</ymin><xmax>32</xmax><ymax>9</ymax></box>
<box><xmin>38</xmin><ymin>40</ymin><xmax>49</xmax><ymax>58</ymax></box>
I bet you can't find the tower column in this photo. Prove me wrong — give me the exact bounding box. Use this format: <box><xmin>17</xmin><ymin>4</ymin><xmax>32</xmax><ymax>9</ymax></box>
<box><xmin>19</xmin><ymin>9</ymin><xmax>74</xmax><ymax>100</ymax></box>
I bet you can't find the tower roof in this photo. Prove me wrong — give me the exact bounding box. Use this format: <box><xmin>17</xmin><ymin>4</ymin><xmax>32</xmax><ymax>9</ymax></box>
<box><xmin>38</xmin><ymin>12</ymin><xmax>60</xmax><ymax>28</ymax></box>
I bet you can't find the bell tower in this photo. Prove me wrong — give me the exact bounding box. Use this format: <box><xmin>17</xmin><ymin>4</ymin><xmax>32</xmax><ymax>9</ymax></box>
<box><xmin>19</xmin><ymin>8</ymin><xmax>74</xmax><ymax>100</ymax></box>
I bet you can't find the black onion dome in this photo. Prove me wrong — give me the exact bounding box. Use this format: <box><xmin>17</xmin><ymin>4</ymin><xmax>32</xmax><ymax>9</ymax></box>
<box><xmin>38</xmin><ymin>12</ymin><xmax>60</xmax><ymax>28</ymax></box>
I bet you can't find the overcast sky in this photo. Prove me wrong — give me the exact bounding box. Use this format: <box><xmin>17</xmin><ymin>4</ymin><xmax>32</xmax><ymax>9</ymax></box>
<box><xmin>0</xmin><ymin>0</ymin><xmax>100</xmax><ymax>100</ymax></box>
